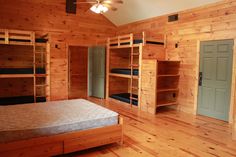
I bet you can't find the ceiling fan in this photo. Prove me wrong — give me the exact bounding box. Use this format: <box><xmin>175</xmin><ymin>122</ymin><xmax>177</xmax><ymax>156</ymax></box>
<box><xmin>75</xmin><ymin>0</ymin><xmax>123</xmax><ymax>14</ymax></box>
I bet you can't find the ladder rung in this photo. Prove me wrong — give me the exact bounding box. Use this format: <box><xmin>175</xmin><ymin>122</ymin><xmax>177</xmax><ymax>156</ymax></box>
<box><xmin>130</xmin><ymin>97</ymin><xmax>138</xmax><ymax>101</ymax></box>
<box><xmin>35</xmin><ymin>84</ymin><xmax>47</xmax><ymax>87</ymax></box>
<box><xmin>35</xmin><ymin>51</ymin><xmax>46</xmax><ymax>54</ymax></box>
<box><xmin>131</xmin><ymin>64</ymin><xmax>139</xmax><ymax>67</ymax></box>
<box><xmin>132</xmin><ymin>53</ymin><xmax>140</xmax><ymax>55</ymax></box>
<box><xmin>36</xmin><ymin>96</ymin><xmax>46</xmax><ymax>98</ymax></box>
<box><xmin>34</xmin><ymin>62</ymin><xmax>47</xmax><ymax>65</ymax></box>
<box><xmin>131</xmin><ymin>87</ymin><xmax>139</xmax><ymax>90</ymax></box>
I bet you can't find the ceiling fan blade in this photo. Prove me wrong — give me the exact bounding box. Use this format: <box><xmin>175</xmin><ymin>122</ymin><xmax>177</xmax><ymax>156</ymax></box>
<box><xmin>103</xmin><ymin>4</ymin><xmax>118</xmax><ymax>11</ymax></box>
<box><xmin>75</xmin><ymin>2</ymin><xmax>97</xmax><ymax>4</ymax></box>
<box><xmin>101</xmin><ymin>0</ymin><xmax>123</xmax><ymax>4</ymax></box>
<box><xmin>75</xmin><ymin>0</ymin><xmax>97</xmax><ymax>4</ymax></box>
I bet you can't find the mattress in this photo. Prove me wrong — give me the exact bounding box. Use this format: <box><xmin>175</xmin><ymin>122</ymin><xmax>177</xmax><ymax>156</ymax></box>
<box><xmin>110</xmin><ymin>93</ymin><xmax>138</xmax><ymax>106</ymax></box>
<box><xmin>0</xmin><ymin>99</ymin><xmax>118</xmax><ymax>143</ymax></box>
<box><xmin>111</xmin><ymin>68</ymin><xmax>139</xmax><ymax>75</ymax></box>
<box><xmin>110</xmin><ymin>39</ymin><xmax>164</xmax><ymax>46</ymax></box>
<box><xmin>0</xmin><ymin>96</ymin><xmax>46</xmax><ymax>106</ymax></box>
<box><xmin>0</xmin><ymin>68</ymin><xmax>45</xmax><ymax>74</ymax></box>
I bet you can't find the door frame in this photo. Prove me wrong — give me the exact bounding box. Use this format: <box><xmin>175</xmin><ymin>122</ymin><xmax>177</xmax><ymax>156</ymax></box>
<box><xmin>194</xmin><ymin>38</ymin><xmax>236</xmax><ymax>123</ymax></box>
<box><xmin>67</xmin><ymin>44</ymin><xmax>89</xmax><ymax>99</ymax></box>
<box><xmin>88</xmin><ymin>46</ymin><xmax>106</xmax><ymax>99</ymax></box>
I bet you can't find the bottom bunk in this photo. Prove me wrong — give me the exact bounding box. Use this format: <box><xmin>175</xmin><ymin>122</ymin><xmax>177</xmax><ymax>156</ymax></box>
<box><xmin>0</xmin><ymin>96</ymin><xmax>46</xmax><ymax>105</ymax></box>
<box><xmin>110</xmin><ymin>93</ymin><xmax>138</xmax><ymax>106</ymax></box>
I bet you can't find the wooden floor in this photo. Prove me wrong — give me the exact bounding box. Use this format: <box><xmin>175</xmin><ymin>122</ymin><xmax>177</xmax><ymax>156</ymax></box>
<box><xmin>59</xmin><ymin>97</ymin><xmax>236</xmax><ymax>157</ymax></box>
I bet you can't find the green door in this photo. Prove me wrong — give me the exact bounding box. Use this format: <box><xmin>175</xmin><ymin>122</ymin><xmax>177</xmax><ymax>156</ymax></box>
<box><xmin>197</xmin><ymin>40</ymin><xmax>234</xmax><ymax>121</ymax></box>
<box><xmin>88</xmin><ymin>47</ymin><xmax>105</xmax><ymax>98</ymax></box>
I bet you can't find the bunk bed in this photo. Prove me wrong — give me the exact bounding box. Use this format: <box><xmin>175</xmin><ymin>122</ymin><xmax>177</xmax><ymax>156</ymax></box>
<box><xmin>108</xmin><ymin>32</ymin><xmax>165</xmax><ymax>48</ymax></box>
<box><xmin>106</xmin><ymin>31</ymin><xmax>166</xmax><ymax>108</ymax></box>
<box><xmin>0</xmin><ymin>99</ymin><xmax>123</xmax><ymax>156</ymax></box>
<box><xmin>0</xmin><ymin>29</ymin><xmax>50</xmax><ymax>105</ymax></box>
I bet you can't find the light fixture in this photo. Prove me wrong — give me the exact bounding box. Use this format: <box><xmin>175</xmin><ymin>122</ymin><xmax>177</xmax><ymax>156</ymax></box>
<box><xmin>90</xmin><ymin>3</ymin><xmax>108</xmax><ymax>14</ymax></box>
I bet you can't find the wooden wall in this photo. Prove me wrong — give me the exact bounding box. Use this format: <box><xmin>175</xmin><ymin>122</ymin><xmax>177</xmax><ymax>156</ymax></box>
<box><xmin>117</xmin><ymin>0</ymin><xmax>236</xmax><ymax>138</ymax></box>
<box><xmin>0</xmin><ymin>0</ymin><xmax>117</xmax><ymax>100</ymax></box>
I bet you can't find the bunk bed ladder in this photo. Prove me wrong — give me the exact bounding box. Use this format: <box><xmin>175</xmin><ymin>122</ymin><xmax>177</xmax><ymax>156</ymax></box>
<box><xmin>130</xmin><ymin>46</ymin><xmax>140</xmax><ymax>107</ymax></box>
<box><xmin>34</xmin><ymin>42</ymin><xmax>49</xmax><ymax>103</ymax></box>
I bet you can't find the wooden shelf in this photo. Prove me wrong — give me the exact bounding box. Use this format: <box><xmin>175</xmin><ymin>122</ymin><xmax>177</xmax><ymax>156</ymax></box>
<box><xmin>109</xmin><ymin>73</ymin><xmax>138</xmax><ymax>79</ymax></box>
<box><xmin>157</xmin><ymin>101</ymin><xmax>178</xmax><ymax>107</ymax></box>
<box><xmin>0</xmin><ymin>74</ymin><xmax>34</xmax><ymax>78</ymax></box>
<box><xmin>157</xmin><ymin>88</ymin><xmax>179</xmax><ymax>92</ymax></box>
<box><xmin>35</xmin><ymin>74</ymin><xmax>47</xmax><ymax>77</ymax></box>
<box><xmin>158</xmin><ymin>74</ymin><xmax>180</xmax><ymax>77</ymax></box>
<box><xmin>36</xmin><ymin>84</ymin><xmax>47</xmax><ymax>87</ymax></box>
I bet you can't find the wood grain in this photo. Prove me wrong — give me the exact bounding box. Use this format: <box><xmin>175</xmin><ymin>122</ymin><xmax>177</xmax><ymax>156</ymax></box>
<box><xmin>0</xmin><ymin>0</ymin><xmax>117</xmax><ymax>101</ymax></box>
<box><xmin>70</xmin><ymin>97</ymin><xmax>236</xmax><ymax>157</ymax></box>
<box><xmin>117</xmin><ymin>0</ymin><xmax>236</xmax><ymax>136</ymax></box>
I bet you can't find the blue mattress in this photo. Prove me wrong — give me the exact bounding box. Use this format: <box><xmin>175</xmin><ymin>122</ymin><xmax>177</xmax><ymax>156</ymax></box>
<box><xmin>110</xmin><ymin>93</ymin><xmax>138</xmax><ymax>106</ymax></box>
<box><xmin>110</xmin><ymin>39</ymin><xmax>164</xmax><ymax>46</ymax></box>
<box><xmin>0</xmin><ymin>68</ymin><xmax>45</xmax><ymax>74</ymax></box>
<box><xmin>0</xmin><ymin>96</ymin><xmax>46</xmax><ymax>106</ymax></box>
<box><xmin>111</xmin><ymin>68</ymin><xmax>139</xmax><ymax>75</ymax></box>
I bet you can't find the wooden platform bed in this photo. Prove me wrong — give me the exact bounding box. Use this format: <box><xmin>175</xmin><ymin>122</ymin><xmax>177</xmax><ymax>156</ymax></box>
<box><xmin>0</xmin><ymin>99</ymin><xmax>123</xmax><ymax>157</ymax></box>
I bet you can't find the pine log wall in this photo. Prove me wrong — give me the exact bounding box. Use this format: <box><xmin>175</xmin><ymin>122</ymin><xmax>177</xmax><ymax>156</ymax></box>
<box><xmin>117</xmin><ymin>0</ymin><xmax>236</xmax><ymax>138</ymax></box>
<box><xmin>0</xmin><ymin>0</ymin><xmax>117</xmax><ymax>100</ymax></box>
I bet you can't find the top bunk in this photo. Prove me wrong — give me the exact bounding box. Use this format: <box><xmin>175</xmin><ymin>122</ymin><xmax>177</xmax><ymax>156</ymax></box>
<box><xmin>0</xmin><ymin>29</ymin><xmax>49</xmax><ymax>46</ymax></box>
<box><xmin>108</xmin><ymin>31</ymin><xmax>165</xmax><ymax>49</ymax></box>
<box><xmin>0</xmin><ymin>29</ymin><xmax>35</xmax><ymax>46</ymax></box>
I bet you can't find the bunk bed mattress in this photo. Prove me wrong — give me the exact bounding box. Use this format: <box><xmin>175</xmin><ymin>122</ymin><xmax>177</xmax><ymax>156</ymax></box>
<box><xmin>110</xmin><ymin>93</ymin><xmax>138</xmax><ymax>106</ymax></box>
<box><xmin>0</xmin><ymin>68</ymin><xmax>45</xmax><ymax>74</ymax></box>
<box><xmin>111</xmin><ymin>68</ymin><xmax>139</xmax><ymax>75</ymax></box>
<box><xmin>0</xmin><ymin>99</ymin><xmax>118</xmax><ymax>143</ymax></box>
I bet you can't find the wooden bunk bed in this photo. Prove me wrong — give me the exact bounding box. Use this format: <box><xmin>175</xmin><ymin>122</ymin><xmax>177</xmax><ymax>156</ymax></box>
<box><xmin>0</xmin><ymin>29</ymin><xmax>50</xmax><ymax>105</ymax></box>
<box><xmin>106</xmin><ymin>32</ymin><xmax>166</xmax><ymax>108</ymax></box>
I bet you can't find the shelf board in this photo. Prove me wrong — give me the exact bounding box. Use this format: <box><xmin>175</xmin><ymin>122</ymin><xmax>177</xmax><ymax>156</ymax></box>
<box><xmin>0</xmin><ymin>74</ymin><xmax>34</xmax><ymax>78</ymax></box>
<box><xmin>36</xmin><ymin>84</ymin><xmax>47</xmax><ymax>87</ymax></box>
<box><xmin>157</xmin><ymin>101</ymin><xmax>178</xmax><ymax>107</ymax></box>
<box><xmin>109</xmin><ymin>73</ymin><xmax>138</xmax><ymax>79</ymax></box>
<box><xmin>157</xmin><ymin>88</ymin><xmax>179</xmax><ymax>92</ymax></box>
<box><xmin>158</xmin><ymin>74</ymin><xmax>180</xmax><ymax>77</ymax></box>
<box><xmin>35</xmin><ymin>74</ymin><xmax>47</xmax><ymax>77</ymax></box>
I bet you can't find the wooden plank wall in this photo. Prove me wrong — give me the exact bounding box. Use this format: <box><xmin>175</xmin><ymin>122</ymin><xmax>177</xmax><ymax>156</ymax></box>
<box><xmin>0</xmin><ymin>0</ymin><xmax>117</xmax><ymax>100</ymax></box>
<box><xmin>117</xmin><ymin>0</ymin><xmax>236</xmax><ymax>138</ymax></box>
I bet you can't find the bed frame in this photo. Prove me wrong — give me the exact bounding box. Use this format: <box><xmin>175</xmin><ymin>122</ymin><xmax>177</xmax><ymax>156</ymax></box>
<box><xmin>0</xmin><ymin>117</ymin><xmax>123</xmax><ymax>157</ymax></box>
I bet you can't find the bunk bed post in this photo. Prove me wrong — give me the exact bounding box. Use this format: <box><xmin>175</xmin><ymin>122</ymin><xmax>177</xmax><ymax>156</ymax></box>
<box><xmin>46</xmin><ymin>42</ymin><xmax>51</xmax><ymax>101</ymax></box>
<box><xmin>130</xmin><ymin>46</ymin><xmax>134</xmax><ymax>107</ymax></box>
<box><xmin>142</xmin><ymin>31</ymin><xmax>146</xmax><ymax>46</ymax></box>
<box><xmin>138</xmin><ymin>43</ymin><xmax>142</xmax><ymax>109</ymax></box>
<box><xmin>130</xmin><ymin>34</ymin><xmax>133</xmax><ymax>47</ymax></box>
<box><xmin>33</xmin><ymin>40</ymin><xmax>36</xmax><ymax>103</ymax></box>
<box><xmin>5</xmin><ymin>29</ymin><xmax>9</xmax><ymax>44</ymax></box>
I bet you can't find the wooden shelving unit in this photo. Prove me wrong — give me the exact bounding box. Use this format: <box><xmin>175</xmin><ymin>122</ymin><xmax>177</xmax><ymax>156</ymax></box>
<box><xmin>140</xmin><ymin>60</ymin><xmax>180</xmax><ymax>114</ymax></box>
<box><xmin>0</xmin><ymin>29</ymin><xmax>50</xmax><ymax>104</ymax></box>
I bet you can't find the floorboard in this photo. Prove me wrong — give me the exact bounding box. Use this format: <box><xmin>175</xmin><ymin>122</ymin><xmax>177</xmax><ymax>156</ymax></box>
<box><xmin>59</xmin><ymin>97</ymin><xmax>236</xmax><ymax>157</ymax></box>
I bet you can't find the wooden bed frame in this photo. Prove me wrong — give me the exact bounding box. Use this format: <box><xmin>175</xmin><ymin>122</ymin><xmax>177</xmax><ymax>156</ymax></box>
<box><xmin>0</xmin><ymin>117</ymin><xmax>123</xmax><ymax>157</ymax></box>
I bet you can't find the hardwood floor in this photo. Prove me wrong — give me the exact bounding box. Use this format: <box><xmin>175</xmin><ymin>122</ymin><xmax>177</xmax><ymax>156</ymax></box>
<box><xmin>60</xmin><ymin>97</ymin><xmax>236</xmax><ymax>157</ymax></box>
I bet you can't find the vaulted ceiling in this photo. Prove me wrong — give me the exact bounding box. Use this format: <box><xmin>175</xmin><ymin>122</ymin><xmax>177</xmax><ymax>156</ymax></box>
<box><xmin>103</xmin><ymin>0</ymin><xmax>221</xmax><ymax>26</ymax></box>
